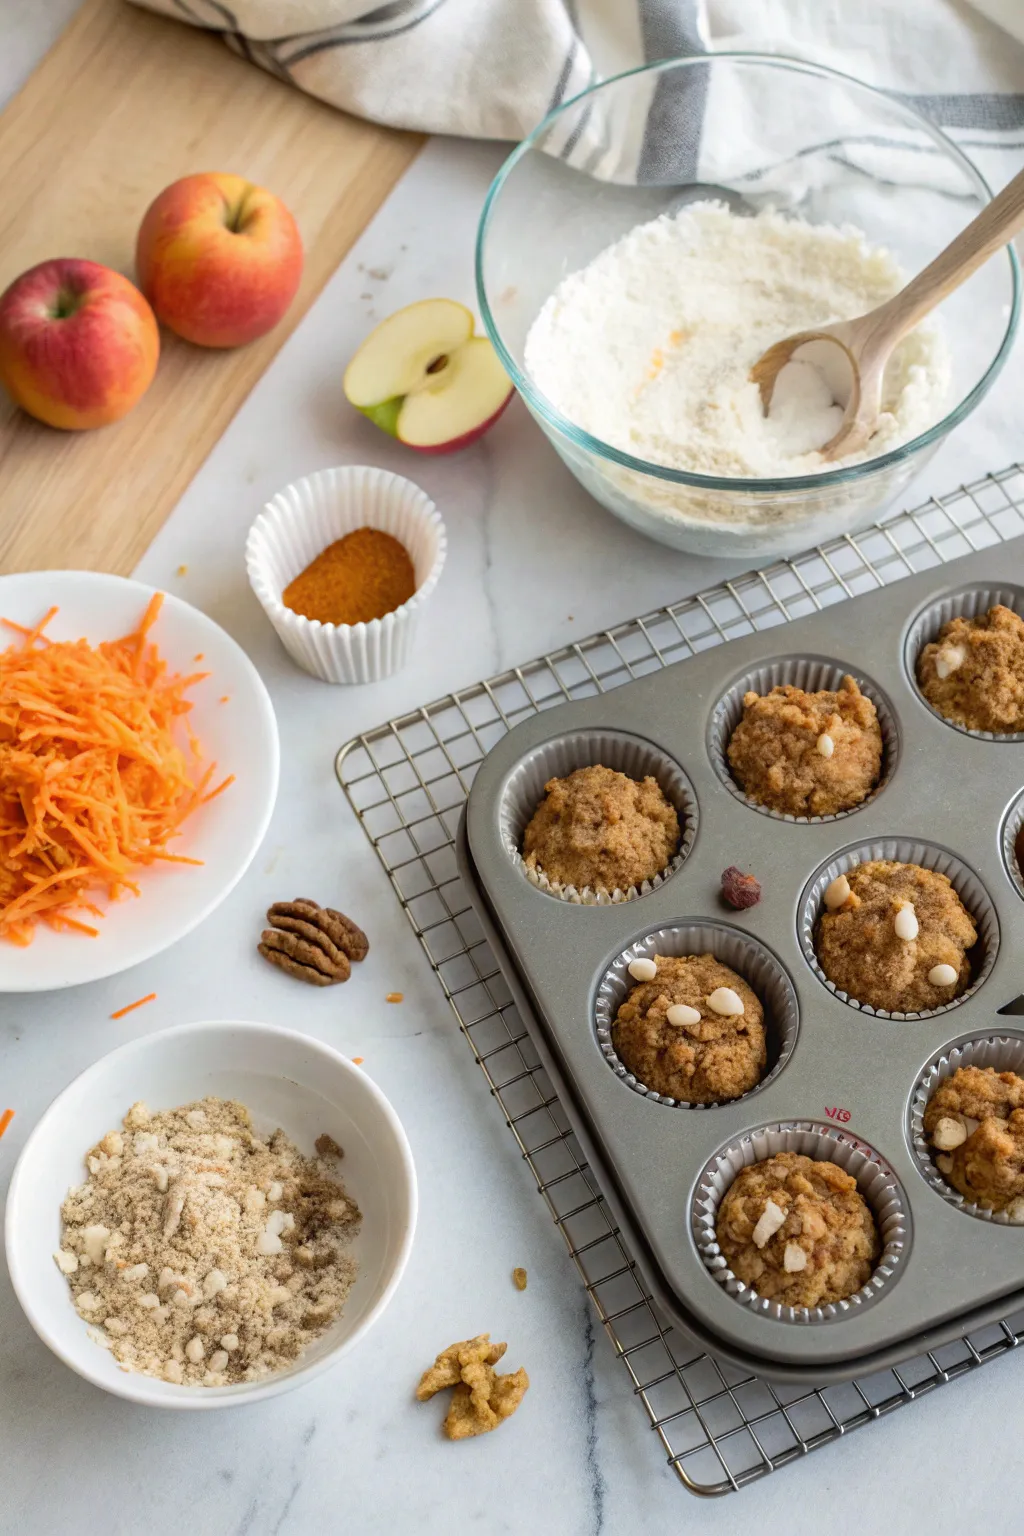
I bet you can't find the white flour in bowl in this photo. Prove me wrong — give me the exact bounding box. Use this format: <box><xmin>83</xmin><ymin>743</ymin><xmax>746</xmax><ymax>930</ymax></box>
<box><xmin>524</xmin><ymin>203</ymin><xmax>950</xmax><ymax>481</ymax></box>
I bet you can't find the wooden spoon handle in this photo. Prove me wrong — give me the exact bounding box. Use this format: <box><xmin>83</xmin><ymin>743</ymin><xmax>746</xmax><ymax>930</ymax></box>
<box><xmin>859</xmin><ymin>166</ymin><xmax>1024</xmax><ymax>353</ymax></box>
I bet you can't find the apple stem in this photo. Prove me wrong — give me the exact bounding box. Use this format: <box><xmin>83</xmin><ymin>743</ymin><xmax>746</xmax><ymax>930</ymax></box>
<box><xmin>51</xmin><ymin>288</ymin><xmax>80</xmax><ymax>320</ymax></box>
<box><xmin>226</xmin><ymin>188</ymin><xmax>255</xmax><ymax>234</ymax></box>
<box><xmin>425</xmin><ymin>354</ymin><xmax>448</xmax><ymax>375</ymax></box>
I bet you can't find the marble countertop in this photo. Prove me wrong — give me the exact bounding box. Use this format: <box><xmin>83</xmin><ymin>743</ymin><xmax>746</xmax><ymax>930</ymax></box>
<box><xmin>4</xmin><ymin>11</ymin><xmax>1024</xmax><ymax>1533</ymax></box>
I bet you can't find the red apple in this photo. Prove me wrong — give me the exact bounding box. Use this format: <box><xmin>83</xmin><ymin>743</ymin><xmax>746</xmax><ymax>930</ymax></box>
<box><xmin>136</xmin><ymin>172</ymin><xmax>303</xmax><ymax>348</ymax></box>
<box><xmin>343</xmin><ymin>298</ymin><xmax>513</xmax><ymax>453</ymax></box>
<box><xmin>0</xmin><ymin>259</ymin><xmax>159</xmax><ymax>431</ymax></box>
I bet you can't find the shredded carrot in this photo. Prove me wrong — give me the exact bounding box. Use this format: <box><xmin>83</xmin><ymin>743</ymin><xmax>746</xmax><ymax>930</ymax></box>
<box><xmin>219</xmin><ymin>695</ymin><xmax>230</xmax><ymax>704</ymax></box>
<box><xmin>385</xmin><ymin>992</ymin><xmax>403</xmax><ymax>1003</ymax></box>
<box><xmin>352</xmin><ymin>1057</ymin><xmax>364</xmax><ymax>1066</ymax></box>
<box><xmin>193</xmin><ymin>653</ymin><xmax>203</xmax><ymax>662</ymax></box>
<box><xmin>0</xmin><ymin>596</ymin><xmax>232</xmax><ymax>945</ymax></box>
<box><xmin>0</xmin><ymin>1108</ymin><xmax>13</xmax><ymax>1142</ymax></box>
<box><xmin>110</xmin><ymin>991</ymin><xmax>157</xmax><ymax>1020</ymax></box>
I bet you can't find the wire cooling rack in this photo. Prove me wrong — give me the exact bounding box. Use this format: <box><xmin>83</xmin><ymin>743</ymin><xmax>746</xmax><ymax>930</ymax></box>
<box><xmin>336</xmin><ymin>464</ymin><xmax>1024</xmax><ymax>1497</ymax></box>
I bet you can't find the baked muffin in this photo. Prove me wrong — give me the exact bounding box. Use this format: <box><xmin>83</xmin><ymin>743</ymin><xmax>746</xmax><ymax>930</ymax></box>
<box><xmin>917</xmin><ymin>604</ymin><xmax>1024</xmax><ymax>733</ymax></box>
<box><xmin>611</xmin><ymin>953</ymin><xmax>766</xmax><ymax>1103</ymax></box>
<box><xmin>522</xmin><ymin>764</ymin><xmax>679</xmax><ymax>895</ymax></box>
<box><xmin>716</xmin><ymin>1151</ymin><xmax>880</xmax><ymax>1309</ymax></box>
<box><xmin>923</xmin><ymin>1064</ymin><xmax>1024</xmax><ymax>1214</ymax></box>
<box><xmin>815</xmin><ymin>859</ymin><xmax>976</xmax><ymax>1013</ymax></box>
<box><xmin>726</xmin><ymin>675</ymin><xmax>882</xmax><ymax>817</ymax></box>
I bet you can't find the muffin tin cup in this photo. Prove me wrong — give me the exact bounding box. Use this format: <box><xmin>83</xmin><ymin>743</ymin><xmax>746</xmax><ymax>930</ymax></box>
<box><xmin>798</xmin><ymin>838</ymin><xmax>999</xmax><ymax>1019</ymax></box>
<box><xmin>910</xmin><ymin>1033</ymin><xmax>1024</xmax><ymax>1224</ymax></box>
<box><xmin>707</xmin><ymin>656</ymin><xmax>898</xmax><ymax>823</ymax></box>
<box><xmin>499</xmin><ymin>729</ymin><xmax>697</xmax><ymax>904</ymax></box>
<box><xmin>904</xmin><ymin>583</ymin><xmax>1024</xmax><ymax>741</ymax></box>
<box><xmin>594</xmin><ymin>922</ymin><xmax>799</xmax><ymax>1107</ymax></box>
<box><xmin>692</xmin><ymin>1122</ymin><xmax>910</xmax><ymax>1324</ymax></box>
<box><xmin>1001</xmin><ymin>789</ymin><xmax>1024</xmax><ymax>901</ymax></box>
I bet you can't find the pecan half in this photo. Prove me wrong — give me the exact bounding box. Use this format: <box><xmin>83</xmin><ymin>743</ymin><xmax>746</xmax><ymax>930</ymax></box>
<box><xmin>258</xmin><ymin>898</ymin><xmax>369</xmax><ymax>987</ymax></box>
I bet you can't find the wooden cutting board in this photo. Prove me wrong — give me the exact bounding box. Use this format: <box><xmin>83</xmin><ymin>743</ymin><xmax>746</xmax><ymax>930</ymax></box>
<box><xmin>0</xmin><ymin>0</ymin><xmax>422</xmax><ymax>576</ymax></box>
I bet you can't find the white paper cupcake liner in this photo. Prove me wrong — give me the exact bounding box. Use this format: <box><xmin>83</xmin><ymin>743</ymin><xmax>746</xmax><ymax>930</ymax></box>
<box><xmin>692</xmin><ymin>1122</ymin><xmax>910</xmax><ymax>1324</ymax></box>
<box><xmin>910</xmin><ymin>1033</ymin><xmax>1024</xmax><ymax>1224</ymax></box>
<box><xmin>594</xmin><ymin>922</ymin><xmax>798</xmax><ymax>1107</ymax></box>
<box><xmin>1002</xmin><ymin>790</ymin><xmax>1024</xmax><ymax>901</ymax></box>
<box><xmin>499</xmin><ymin>730</ymin><xmax>697</xmax><ymax>904</ymax></box>
<box><xmin>707</xmin><ymin>656</ymin><xmax>898</xmax><ymax>823</ymax></box>
<box><xmin>245</xmin><ymin>465</ymin><xmax>446</xmax><ymax>684</ymax></box>
<box><xmin>798</xmin><ymin>838</ymin><xmax>998</xmax><ymax>1019</ymax></box>
<box><xmin>904</xmin><ymin>583</ymin><xmax>1024</xmax><ymax>741</ymax></box>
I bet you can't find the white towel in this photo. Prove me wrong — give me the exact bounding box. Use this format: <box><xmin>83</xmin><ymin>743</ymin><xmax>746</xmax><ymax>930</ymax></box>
<box><xmin>131</xmin><ymin>0</ymin><xmax>1024</xmax><ymax>156</ymax></box>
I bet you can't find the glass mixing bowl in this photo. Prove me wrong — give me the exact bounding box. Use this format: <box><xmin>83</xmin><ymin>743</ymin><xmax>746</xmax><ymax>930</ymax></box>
<box><xmin>476</xmin><ymin>55</ymin><xmax>1020</xmax><ymax>559</ymax></box>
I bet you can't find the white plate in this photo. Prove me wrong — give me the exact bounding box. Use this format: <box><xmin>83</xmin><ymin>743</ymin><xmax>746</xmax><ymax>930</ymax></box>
<box><xmin>5</xmin><ymin>1021</ymin><xmax>417</xmax><ymax>1408</ymax></box>
<box><xmin>0</xmin><ymin>571</ymin><xmax>279</xmax><ymax>991</ymax></box>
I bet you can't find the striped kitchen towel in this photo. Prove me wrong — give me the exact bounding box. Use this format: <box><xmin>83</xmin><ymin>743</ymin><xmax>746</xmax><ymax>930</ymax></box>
<box><xmin>131</xmin><ymin>0</ymin><xmax>1024</xmax><ymax>168</ymax></box>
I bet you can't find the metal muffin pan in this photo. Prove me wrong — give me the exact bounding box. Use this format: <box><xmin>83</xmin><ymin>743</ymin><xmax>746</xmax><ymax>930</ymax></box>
<box><xmin>462</xmin><ymin>545</ymin><xmax>1024</xmax><ymax>1382</ymax></box>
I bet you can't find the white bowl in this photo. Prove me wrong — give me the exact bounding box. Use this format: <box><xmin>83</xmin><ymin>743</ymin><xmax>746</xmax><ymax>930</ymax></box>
<box><xmin>0</xmin><ymin>572</ymin><xmax>279</xmax><ymax>992</ymax></box>
<box><xmin>4</xmin><ymin>1021</ymin><xmax>417</xmax><ymax>1409</ymax></box>
<box><xmin>246</xmin><ymin>466</ymin><xmax>447</xmax><ymax>684</ymax></box>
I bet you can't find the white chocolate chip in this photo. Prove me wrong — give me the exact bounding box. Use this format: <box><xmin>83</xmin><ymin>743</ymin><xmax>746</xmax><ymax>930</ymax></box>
<box><xmin>258</xmin><ymin>1208</ymin><xmax>290</xmax><ymax>1256</ymax></box>
<box><xmin>928</xmin><ymin>963</ymin><xmax>958</xmax><ymax>987</ymax></box>
<box><xmin>163</xmin><ymin>1359</ymin><xmax>184</xmax><ymax>1384</ymax></box>
<box><xmin>104</xmin><ymin>1316</ymin><xmax>129</xmax><ymax>1337</ymax></box>
<box><xmin>931</xmin><ymin>1116</ymin><xmax>967</xmax><ymax>1151</ymax></box>
<box><xmin>53</xmin><ymin>1250</ymin><xmax>78</xmax><ymax>1276</ymax></box>
<box><xmin>76</xmin><ymin>1291</ymin><xmax>102</xmax><ymax>1313</ymax></box>
<box><xmin>202</xmin><ymin>1268</ymin><xmax>228</xmax><ymax>1300</ymax></box>
<box><xmin>666</xmin><ymin>1003</ymin><xmax>702</xmax><ymax>1028</ymax></box>
<box><xmin>894</xmin><ymin>902</ymin><xmax>919</xmax><ymax>941</ymax></box>
<box><xmin>783</xmin><ymin>1241</ymin><xmax>808</xmax><ymax>1273</ymax></box>
<box><xmin>751</xmin><ymin>1199</ymin><xmax>786</xmax><ymax>1249</ymax></box>
<box><xmin>185</xmin><ymin>1109</ymin><xmax>207</xmax><ymax>1129</ymax></box>
<box><xmin>935</xmin><ymin>643</ymin><xmax>965</xmax><ymax>680</ymax></box>
<box><xmin>172</xmin><ymin>1289</ymin><xmax>192</xmax><ymax>1310</ymax></box>
<box><xmin>81</xmin><ymin>1225</ymin><xmax>111</xmax><ymax>1266</ymax></box>
<box><xmin>268</xmin><ymin>1286</ymin><xmax>291</xmax><ymax>1308</ymax></box>
<box><xmin>208</xmin><ymin>1350</ymin><xmax>230</xmax><ymax>1373</ymax></box>
<box><xmin>219</xmin><ymin>1333</ymin><xmax>240</xmax><ymax>1352</ymax></box>
<box><xmin>133</xmin><ymin>1132</ymin><xmax>159</xmax><ymax>1156</ymax></box>
<box><xmin>139</xmin><ymin>1293</ymin><xmax>161</xmax><ymax>1311</ymax></box>
<box><xmin>935</xmin><ymin>1154</ymin><xmax>954</xmax><ymax>1175</ymax></box>
<box><xmin>1005</xmin><ymin>1197</ymin><xmax>1024</xmax><ymax>1224</ymax></box>
<box><xmin>185</xmin><ymin>1336</ymin><xmax>205</xmax><ymax>1364</ymax></box>
<box><xmin>823</xmin><ymin>874</ymin><xmax>851</xmax><ymax>911</ymax></box>
<box><xmin>267</xmin><ymin>1181</ymin><xmax>283</xmax><ymax>1203</ymax></box>
<box><xmin>816</xmin><ymin>732</ymin><xmax>835</xmax><ymax>759</ymax></box>
<box><xmin>706</xmin><ymin>986</ymin><xmax>744</xmax><ymax>1017</ymax></box>
<box><xmin>628</xmin><ymin>957</ymin><xmax>658</xmax><ymax>983</ymax></box>
<box><xmin>124</xmin><ymin>1263</ymin><xmax>149</xmax><ymax>1283</ymax></box>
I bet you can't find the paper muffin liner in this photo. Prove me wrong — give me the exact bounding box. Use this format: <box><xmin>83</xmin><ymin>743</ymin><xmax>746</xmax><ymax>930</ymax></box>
<box><xmin>910</xmin><ymin>1033</ymin><xmax>1024</xmax><ymax>1224</ymax></box>
<box><xmin>245</xmin><ymin>465</ymin><xmax>447</xmax><ymax>684</ymax></box>
<box><xmin>499</xmin><ymin>730</ymin><xmax>697</xmax><ymax>903</ymax></box>
<box><xmin>706</xmin><ymin>656</ymin><xmax>898</xmax><ymax>824</ymax></box>
<box><xmin>904</xmin><ymin>582</ymin><xmax>1024</xmax><ymax>742</ymax></box>
<box><xmin>798</xmin><ymin>838</ymin><xmax>998</xmax><ymax>1019</ymax></box>
<box><xmin>1001</xmin><ymin>789</ymin><xmax>1024</xmax><ymax>901</ymax></box>
<box><xmin>594</xmin><ymin>922</ymin><xmax>798</xmax><ymax>1107</ymax></box>
<box><xmin>692</xmin><ymin>1121</ymin><xmax>910</xmax><ymax>1323</ymax></box>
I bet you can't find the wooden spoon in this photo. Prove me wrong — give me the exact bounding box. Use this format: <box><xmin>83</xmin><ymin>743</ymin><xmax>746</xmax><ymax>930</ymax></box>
<box><xmin>750</xmin><ymin>167</ymin><xmax>1024</xmax><ymax>461</ymax></box>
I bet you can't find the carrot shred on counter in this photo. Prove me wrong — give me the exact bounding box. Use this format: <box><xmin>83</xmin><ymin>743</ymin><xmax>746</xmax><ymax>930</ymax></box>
<box><xmin>110</xmin><ymin>992</ymin><xmax>157</xmax><ymax>1020</ymax></box>
<box><xmin>0</xmin><ymin>1108</ymin><xmax>14</xmax><ymax>1142</ymax></box>
<box><xmin>0</xmin><ymin>594</ymin><xmax>233</xmax><ymax>945</ymax></box>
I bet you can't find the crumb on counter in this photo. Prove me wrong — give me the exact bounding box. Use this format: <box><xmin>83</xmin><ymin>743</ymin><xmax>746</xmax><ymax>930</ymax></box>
<box><xmin>176</xmin><ymin>565</ymin><xmax>188</xmax><ymax>577</ymax></box>
<box><xmin>512</xmin><ymin>1267</ymin><xmax>527</xmax><ymax>1291</ymax></box>
<box><xmin>0</xmin><ymin>1108</ymin><xmax>14</xmax><ymax>1143</ymax></box>
<box><xmin>386</xmin><ymin>992</ymin><xmax>404</xmax><ymax>1004</ymax></box>
<box><xmin>352</xmin><ymin>1057</ymin><xmax>364</xmax><ymax>1066</ymax></box>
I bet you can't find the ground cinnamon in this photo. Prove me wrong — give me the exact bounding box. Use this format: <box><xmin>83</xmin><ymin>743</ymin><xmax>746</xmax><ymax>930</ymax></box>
<box><xmin>283</xmin><ymin>527</ymin><xmax>416</xmax><ymax>626</ymax></box>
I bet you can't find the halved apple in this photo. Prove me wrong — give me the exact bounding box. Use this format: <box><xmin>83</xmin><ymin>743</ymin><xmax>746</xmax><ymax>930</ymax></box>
<box><xmin>343</xmin><ymin>298</ymin><xmax>513</xmax><ymax>454</ymax></box>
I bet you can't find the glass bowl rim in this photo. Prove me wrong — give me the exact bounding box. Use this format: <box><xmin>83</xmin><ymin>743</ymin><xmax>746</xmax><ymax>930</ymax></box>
<box><xmin>475</xmin><ymin>50</ymin><xmax>1021</xmax><ymax>495</ymax></box>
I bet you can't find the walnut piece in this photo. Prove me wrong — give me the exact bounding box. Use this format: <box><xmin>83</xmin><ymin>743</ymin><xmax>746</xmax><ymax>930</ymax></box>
<box><xmin>416</xmin><ymin>1333</ymin><xmax>529</xmax><ymax>1440</ymax></box>
<box><xmin>258</xmin><ymin>898</ymin><xmax>369</xmax><ymax>986</ymax></box>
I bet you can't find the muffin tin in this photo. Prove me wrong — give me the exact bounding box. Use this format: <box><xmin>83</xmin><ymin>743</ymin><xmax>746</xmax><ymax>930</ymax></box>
<box><xmin>458</xmin><ymin>548</ymin><xmax>1024</xmax><ymax>1385</ymax></box>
